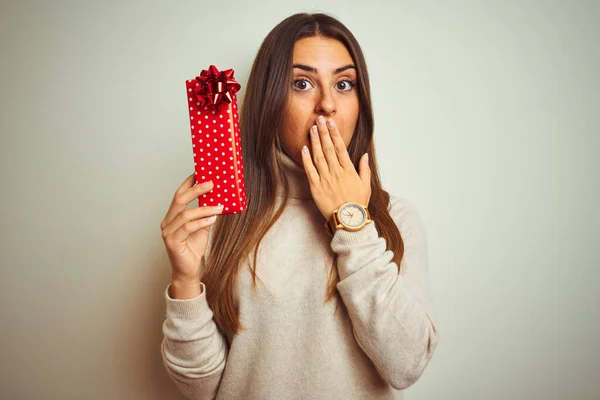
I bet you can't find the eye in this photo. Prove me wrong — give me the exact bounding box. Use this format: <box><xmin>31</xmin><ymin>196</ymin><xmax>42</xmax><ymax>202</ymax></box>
<box><xmin>293</xmin><ymin>78</ymin><xmax>313</xmax><ymax>91</ymax></box>
<box><xmin>336</xmin><ymin>79</ymin><xmax>356</xmax><ymax>92</ymax></box>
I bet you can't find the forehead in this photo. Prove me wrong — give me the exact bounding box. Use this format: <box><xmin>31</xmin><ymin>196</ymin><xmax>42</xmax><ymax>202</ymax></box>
<box><xmin>292</xmin><ymin>37</ymin><xmax>354</xmax><ymax>71</ymax></box>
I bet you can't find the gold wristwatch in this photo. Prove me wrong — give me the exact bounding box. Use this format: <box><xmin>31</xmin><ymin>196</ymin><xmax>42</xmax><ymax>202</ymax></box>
<box><xmin>324</xmin><ymin>202</ymin><xmax>372</xmax><ymax>236</ymax></box>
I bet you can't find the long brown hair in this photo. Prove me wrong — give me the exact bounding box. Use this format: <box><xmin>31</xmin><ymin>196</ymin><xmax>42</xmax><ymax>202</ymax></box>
<box><xmin>201</xmin><ymin>13</ymin><xmax>405</xmax><ymax>340</ymax></box>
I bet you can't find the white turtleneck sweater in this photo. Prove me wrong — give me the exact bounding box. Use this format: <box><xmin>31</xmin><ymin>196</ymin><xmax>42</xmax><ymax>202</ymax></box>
<box><xmin>161</xmin><ymin>149</ymin><xmax>439</xmax><ymax>400</ymax></box>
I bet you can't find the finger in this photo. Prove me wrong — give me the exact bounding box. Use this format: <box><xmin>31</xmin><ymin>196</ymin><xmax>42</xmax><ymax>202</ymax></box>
<box><xmin>301</xmin><ymin>145</ymin><xmax>321</xmax><ymax>186</ymax></box>
<box><xmin>310</xmin><ymin>124</ymin><xmax>329</xmax><ymax>176</ymax></box>
<box><xmin>161</xmin><ymin>180</ymin><xmax>214</xmax><ymax>229</ymax></box>
<box><xmin>359</xmin><ymin>152</ymin><xmax>371</xmax><ymax>187</ymax></box>
<box><xmin>168</xmin><ymin>214</ymin><xmax>219</xmax><ymax>246</ymax></box>
<box><xmin>316</xmin><ymin>116</ymin><xmax>340</xmax><ymax>172</ymax></box>
<box><xmin>177</xmin><ymin>172</ymin><xmax>197</xmax><ymax>195</ymax></box>
<box><xmin>164</xmin><ymin>203</ymin><xmax>223</xmax><ymax>238</ymax></box>
<box><xmin>326</xmin><ymin>118</ymin><xmax>353</xmax><ymax>169</ymax></box>
<box><xmin>163</xmin><ymin>204</ymin><xmax>224</xmax><ymax>243</ymax></box>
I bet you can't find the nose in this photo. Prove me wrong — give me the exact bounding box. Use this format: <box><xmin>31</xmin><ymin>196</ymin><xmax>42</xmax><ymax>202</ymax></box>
<box><xmin>315</xmin><ymin>87</ymin><xmax>336</xmax><ymax>116</ymax></box>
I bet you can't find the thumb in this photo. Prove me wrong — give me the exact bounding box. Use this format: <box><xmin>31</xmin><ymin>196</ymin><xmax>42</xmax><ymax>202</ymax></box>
<box><xmin>359</xmin><ymin>152</ymin><xmax>370</xmax><ymax>186</ymax></box>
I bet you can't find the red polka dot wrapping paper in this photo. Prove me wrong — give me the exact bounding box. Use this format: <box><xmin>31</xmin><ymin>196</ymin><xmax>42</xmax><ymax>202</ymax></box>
<box><xmin>185</xmin><ymin>79</ymin><xmax>247</xmax><ymax>214</ymax></box>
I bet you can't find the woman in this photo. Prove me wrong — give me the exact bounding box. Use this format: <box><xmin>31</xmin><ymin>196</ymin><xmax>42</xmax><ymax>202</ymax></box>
<box><xmin>160</xmin><ymin>12</ymin><xmax>439</xmax><ymax>400</ymax></box>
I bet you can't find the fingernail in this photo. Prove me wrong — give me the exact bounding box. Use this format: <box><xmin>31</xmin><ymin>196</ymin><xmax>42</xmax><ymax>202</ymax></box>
<box><xmin>302</xmin><ymin>145</ymin><xmax>309</xmax><ymax>155</ymax></box>
<box><xmin>327</xmin><ymin>119</ymin><xmax>335</xmax><ymax>129</ymax></box>
<box><xmin>202</xmin><ymin>181</ymin><xmax>212</xmax><ymax>188</ymax></box>
<box><xmin>213</xmin><ymin>205</ymin><xmax>224</xmax><ymax>210</ymax></box>
<box><xmin>311</xmin><ymin>125</ymin><xmax>318</xmax><ymax>135</ymax></box>
<box><xmin>317</xmin><ymin>115</ymin><xmax>325</xmax><ymax>125</ymax></box>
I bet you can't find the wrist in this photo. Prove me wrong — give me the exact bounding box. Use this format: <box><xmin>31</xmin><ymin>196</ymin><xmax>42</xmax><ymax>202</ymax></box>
<box><xmin>324</xmin><ymin>202</ymin><xmax>372</xmax><ymax>236</ymax></box>
<box><xmin>169</xmin><ymin>277</ymin><xmax>202</xmax><ymax>300</ymax></box>
<box><xmin>171</xmin><ymin>273</ymin><xmax>200</xmax><ymax>284</ymax></box>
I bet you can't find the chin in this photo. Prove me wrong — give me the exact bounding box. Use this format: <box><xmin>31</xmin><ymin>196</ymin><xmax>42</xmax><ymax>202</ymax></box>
<box><xmin>292</xmin><ymin>152</ymin><xmax>303</xmax><ymax>166</ymax></box>
<box><xmin>281</xmin><ymin>146</ymin><xmax>299</xmax><ymax>163</ymax></box>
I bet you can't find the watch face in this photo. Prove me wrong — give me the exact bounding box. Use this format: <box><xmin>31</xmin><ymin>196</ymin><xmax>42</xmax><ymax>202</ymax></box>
<box><xmin>339</xmin><ymin>203</ymin><xmax>367</xmax><ymax>227</ymax></box>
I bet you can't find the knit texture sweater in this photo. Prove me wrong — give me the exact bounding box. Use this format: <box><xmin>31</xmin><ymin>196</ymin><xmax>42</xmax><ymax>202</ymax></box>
<box><xmin>161</xmin><ymin>149</ymin><xmax>439</xmax><ymax>399</ymax></box>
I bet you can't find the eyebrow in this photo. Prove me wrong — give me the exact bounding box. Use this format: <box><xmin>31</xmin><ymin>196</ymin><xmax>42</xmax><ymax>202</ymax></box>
<box><xmin>293</xmin><ymin>64</ymin><xmax>356</xmax><ymax>75</ymax></box>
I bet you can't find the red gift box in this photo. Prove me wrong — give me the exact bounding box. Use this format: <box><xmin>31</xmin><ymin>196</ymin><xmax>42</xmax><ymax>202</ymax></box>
<box><xmin>185</xmin><ymin>65</ymin><xmax>247</xmax><ymax>214</ymax></box>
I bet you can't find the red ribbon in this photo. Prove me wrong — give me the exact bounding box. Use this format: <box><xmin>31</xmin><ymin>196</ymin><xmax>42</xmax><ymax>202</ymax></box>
<box><xmin>193</xmin><ymin>65</ymin><xmax>241</xmax><ymax>113</ymax></box>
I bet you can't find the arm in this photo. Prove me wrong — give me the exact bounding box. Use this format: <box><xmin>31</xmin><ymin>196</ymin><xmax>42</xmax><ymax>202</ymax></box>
<box><xmin>330</xmin><ymin>195</ymin><xmax>439</xmax><ymax>390</ymax></box>
<box><xmin>161</xmin><ymin>267</ymin><xmax>229</xmax><ymax>399</ymax></box>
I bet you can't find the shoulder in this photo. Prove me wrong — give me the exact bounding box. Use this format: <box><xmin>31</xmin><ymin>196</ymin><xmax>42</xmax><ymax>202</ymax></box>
<box><xmin>387</xmin><ymin>194</ymin><xmax>423</xmax><ymax>227</ymax></box>
<box><xmin>386</xmin><ymin>194</ymin><xmax>427</xmax><ymax>247</ymax></box>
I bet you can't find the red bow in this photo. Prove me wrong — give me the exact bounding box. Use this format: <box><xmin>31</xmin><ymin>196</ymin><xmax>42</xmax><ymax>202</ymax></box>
<box><xmin>193</xmin><ymin>65</ymin><xmax>241</xmax><ymax>113</ymax></box>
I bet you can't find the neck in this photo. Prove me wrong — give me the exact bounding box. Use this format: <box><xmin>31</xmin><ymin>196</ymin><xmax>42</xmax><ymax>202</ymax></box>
<box><xmin>275</xmin><ymin>149</ymin><xmax>313</xmax><ymax>200</ymax></box>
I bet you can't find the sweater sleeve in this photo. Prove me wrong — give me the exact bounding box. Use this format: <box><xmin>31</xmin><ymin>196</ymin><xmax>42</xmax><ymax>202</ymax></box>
<box><xmin>161</xmin><ymin>279</ymin><xmax>229</xmax><ymax>400</ymax></box>
<box><xmin>330</xmin><ymin>195</ymin><xmax>439</xmax><ymax>390</ymax></box>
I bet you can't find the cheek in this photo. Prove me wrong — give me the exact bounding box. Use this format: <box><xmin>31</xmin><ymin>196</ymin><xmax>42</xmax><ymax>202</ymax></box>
<box><xmin>284</xmin><ymin>101</ymin><xmax>311</xmax><ymax>134</ymax></box>
<box><xmin>340</xmin><ymin>129</ymin><xmax>353</xmax><ymax>148</ymax></box>
<box><xmin>340</xmin><ymin>106</ymin><xmax>359</xmax><ymax>146</ymax></box>
<box><xmin>290</xmin><ymin>100</ymin><xmax>312</xmax><ymax>124</ymax></box>
<box><xmin>282</xmin><ymin>110</ymin><xmax>309</xmax><ymax>152</ymax></box>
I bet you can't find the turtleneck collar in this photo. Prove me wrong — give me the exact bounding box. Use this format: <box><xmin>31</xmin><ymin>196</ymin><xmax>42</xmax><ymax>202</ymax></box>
<box><xmin>275</xmin><ymin>148</ymin><xmax>313</xmax><ymax>200</ymax></box>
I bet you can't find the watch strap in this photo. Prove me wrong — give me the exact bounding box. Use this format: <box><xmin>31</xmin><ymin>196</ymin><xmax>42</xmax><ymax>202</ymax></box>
<box><xmin>325</xmin><ymin>212</ymin><xmax>338</xmax><ymax>236</ymax></box>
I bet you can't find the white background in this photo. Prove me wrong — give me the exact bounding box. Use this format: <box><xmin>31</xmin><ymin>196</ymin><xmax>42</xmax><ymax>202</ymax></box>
<box><xmin>1</xmin><ymin>1</ymin><xmax>598</xmax><ymax>399</ymax></box>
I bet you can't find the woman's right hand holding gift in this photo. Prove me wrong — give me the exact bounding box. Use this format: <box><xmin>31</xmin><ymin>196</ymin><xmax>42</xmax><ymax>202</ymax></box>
<box><xmin>160</xmin><ymin>173</ymin><xmax>223</xmax><ymax>299</ymax></box>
